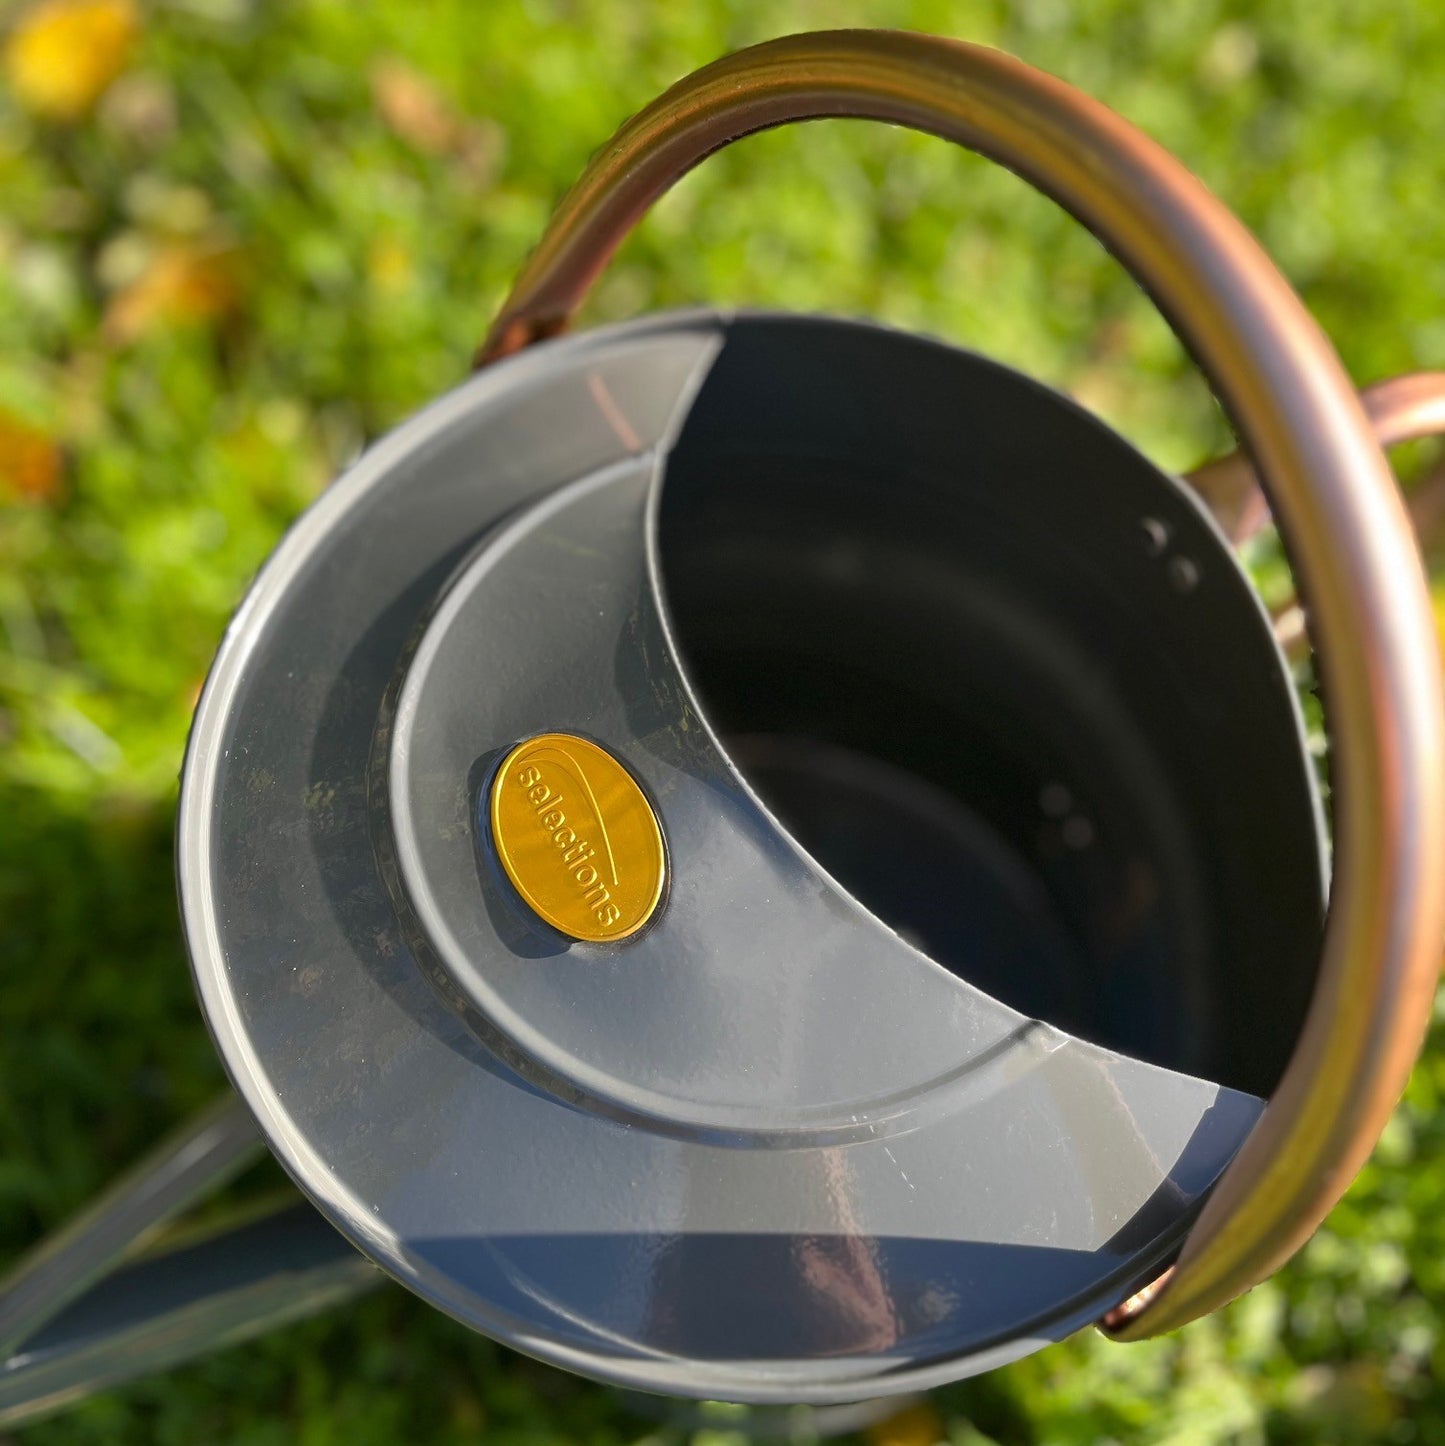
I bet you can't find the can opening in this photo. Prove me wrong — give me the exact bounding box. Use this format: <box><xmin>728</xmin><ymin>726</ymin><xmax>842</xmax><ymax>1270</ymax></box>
<box><xmin>655</xmin><ymin>318</ymin><xmax>1324</xmax><ymax>1098</ymax></box>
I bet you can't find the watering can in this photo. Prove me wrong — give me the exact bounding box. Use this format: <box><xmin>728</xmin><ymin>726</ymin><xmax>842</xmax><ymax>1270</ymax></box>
<box><xmin>4</xmin><ymin>28</ymin><xmax>1444</xmax><ymax>1416</ymax></box>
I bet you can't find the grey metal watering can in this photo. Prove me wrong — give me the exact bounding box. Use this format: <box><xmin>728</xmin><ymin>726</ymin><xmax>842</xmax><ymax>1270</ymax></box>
<box><xmin>4</xmin><ymin>28</ymin><xmax>1443</xmax><ymax>1420</ymax></box>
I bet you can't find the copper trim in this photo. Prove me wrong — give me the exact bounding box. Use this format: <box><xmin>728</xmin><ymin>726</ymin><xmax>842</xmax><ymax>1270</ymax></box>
<box><xmin>478</xmin><ymin>30</ymin><xmax>1445</xmax><ymax>1338</ymax></box>
<box><xmin>1189</xmin><ymin>371</ymin><xmax>1445</xmax><ymax>668</ymax></box>
<box><xmin>1188</xmin><ymin>371</ymin><xmax>1445</xmax><ymax>548</ymax></box>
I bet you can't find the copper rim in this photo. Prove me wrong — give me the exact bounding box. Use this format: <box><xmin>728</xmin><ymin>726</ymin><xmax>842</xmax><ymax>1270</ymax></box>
<box><xmin>478</xmin><ymin>29</ymin><xmax>1445</xmax><ymax>1338</ymax></box>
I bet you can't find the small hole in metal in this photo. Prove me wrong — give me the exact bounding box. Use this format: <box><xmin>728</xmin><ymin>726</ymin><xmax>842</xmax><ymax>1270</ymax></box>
<box><xmin>1168</xmin><ymin>556</ymin><xmax>1201</xmax><ymax>593</ymax></box>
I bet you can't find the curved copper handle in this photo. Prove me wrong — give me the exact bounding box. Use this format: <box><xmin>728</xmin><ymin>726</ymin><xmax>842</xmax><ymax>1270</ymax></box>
<box><xmin>1187</xmin><ymin>373</ymin><xmax>1445</xmax><ymax>664</ymax></box>
<box><xmin>1189</xmin><ymin>372</ymin><xmax>1445</xmax><ymax>549</ymax></box>
<box><xmin>480</xmin><ymin>29</ymin><xmax>1445</xmax><ymax>1339</ymax></box>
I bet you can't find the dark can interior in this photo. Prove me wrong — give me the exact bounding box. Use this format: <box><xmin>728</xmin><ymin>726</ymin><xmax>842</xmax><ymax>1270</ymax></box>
<box><xmin>655</xmin><ymin>317</ymin><xmax>1325</xmax><ymax>1099</ymax></box>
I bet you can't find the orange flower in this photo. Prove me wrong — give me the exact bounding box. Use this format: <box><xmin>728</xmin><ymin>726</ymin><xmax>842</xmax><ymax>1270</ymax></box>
<box><xmin>369</xmin><ymin>56</ymin><xmax>503</xmax><ymax>179</ymax></box>
<box><xmin>103</xmin><ymin>240</ymin><xmax>245</xmax><ymax>343</ymax></box>
<box><xmin>370</xmin><ymin>58</ymin><xmax>460</xmax><ymax>155</ymax></box>
<box><xmin>866</xmin><ymin>1401</ymin><xmax>945</xmax><ymax>1446</ymax></box>
<box><xmin>3</xmin><ymin>0</ymin><xmax>139</xmax><ymax>122</ymax></box>
<box><xmin>0</xmin><ymin>410</ymin><xmax>63</xmax><ymax>503</ymax></box>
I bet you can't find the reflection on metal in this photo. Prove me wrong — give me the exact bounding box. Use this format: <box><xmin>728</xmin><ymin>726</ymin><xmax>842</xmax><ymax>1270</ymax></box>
<box><xmin>0</xmin><ymin>1095</ymin><xmax>261</xmax><ymax>1360</ymax></box>
<box><xmin>0</xmin><ymin>1200</ymin><xmax>377</xmax><ymax>1429</ymax></box>
<box><xmin>489</xmin><ymin>733</ymin><xmax>667</xmax><ymax>941</ymax></box>
<box><xmin>477</xmin><ymin>30</ymin><xmax>1445</xmax><ymax>1341</ymax></box>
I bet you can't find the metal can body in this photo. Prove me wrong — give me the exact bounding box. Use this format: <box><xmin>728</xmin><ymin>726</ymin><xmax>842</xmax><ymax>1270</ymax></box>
<box><xmin>180</xmin><ymin>311</ymin><xmax>1322</xmax><ymax>1401</ymax></box>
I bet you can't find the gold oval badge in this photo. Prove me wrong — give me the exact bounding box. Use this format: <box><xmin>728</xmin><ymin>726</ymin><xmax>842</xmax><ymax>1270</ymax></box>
<box><xmin>489</xmin><ymin>733</ymin><xmax>666</xmax><ymax>942</ymax></box>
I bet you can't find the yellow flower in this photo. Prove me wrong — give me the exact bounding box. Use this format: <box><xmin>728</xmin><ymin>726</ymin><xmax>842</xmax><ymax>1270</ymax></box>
<box><xmin>366</xmin><ymin>235</ymin><xmax>413</xmax><ymax>295</ymax></box>
<box><xmin>4</xmin><ymin>0</ymin><xmax>139</xmax><ymax>123</ymax></box>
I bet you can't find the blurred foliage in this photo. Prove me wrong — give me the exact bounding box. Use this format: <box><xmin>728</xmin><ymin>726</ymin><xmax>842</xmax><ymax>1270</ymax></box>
<box><xmin>1</xmin><ymin>0</ymin><xmax>1444</xmax><ymax>1441</ymax></box>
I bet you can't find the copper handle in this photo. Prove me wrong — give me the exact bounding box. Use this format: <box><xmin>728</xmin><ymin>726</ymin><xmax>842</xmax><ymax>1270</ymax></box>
<box><xmin>1188</xmin><ymin>372</ymin><xmax>1445</xmax><ymax>667</ymax></box>
<box><xmin>1189</xmin><ymin>372</ymin><xmax>1445</xmax><ymax>548</ymax></box>
<box><xmin>480</xmin><ymin>29</ymin><xmax>1445</xmax><ymax>1338</ymax></box>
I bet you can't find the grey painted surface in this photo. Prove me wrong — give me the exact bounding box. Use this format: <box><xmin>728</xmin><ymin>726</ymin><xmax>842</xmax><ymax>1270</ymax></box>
<box><xmin>178</xmin><ymin>313</ymin><xmax>1321</xmax><ymax>1401</ymax></box>
<box><xmin>0</xmin><ymin>1202</ymin><xmax>376</xmax><ymax>1429</ymax></box>
<box><xmin>0</xmin><ymin>1096</ymin><xmax>261</xmax><ymax>1360</ymax></box>
<box><xmin>387</xmin><ymin>459</ymin><xmax>1035</xmax><ymax>1136</ymax></box>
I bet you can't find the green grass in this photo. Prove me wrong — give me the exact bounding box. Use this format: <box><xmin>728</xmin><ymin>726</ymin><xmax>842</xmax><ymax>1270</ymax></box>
<box><xmin>2</xmin><ymin>0</ymin><xmax>1445</xmax><ymax>1441</ymax></box>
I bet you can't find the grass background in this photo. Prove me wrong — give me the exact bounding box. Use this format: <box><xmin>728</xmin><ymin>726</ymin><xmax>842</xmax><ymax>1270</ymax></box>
<box><xmin>3</xmin><ymin>0</ymin><xmax>1445</xmax><ymax>1441</ymax></box>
